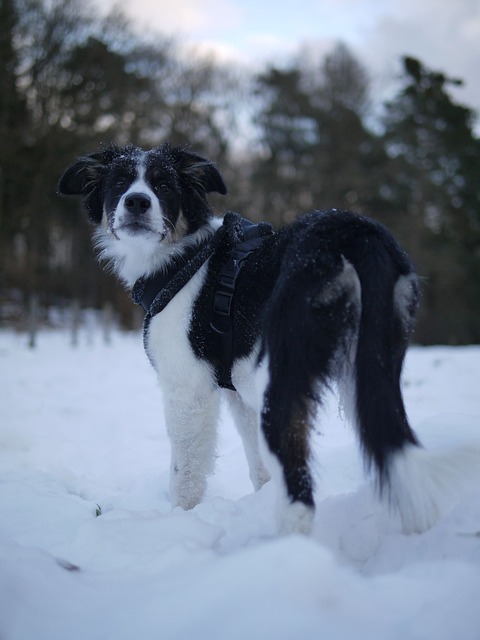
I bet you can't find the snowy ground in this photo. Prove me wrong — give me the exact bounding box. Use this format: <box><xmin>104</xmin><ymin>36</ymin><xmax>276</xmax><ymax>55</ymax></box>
<box><xmin>1</xmin><ymin>328</ymin><xmax>480</xmax><ymax>640</ymax></box>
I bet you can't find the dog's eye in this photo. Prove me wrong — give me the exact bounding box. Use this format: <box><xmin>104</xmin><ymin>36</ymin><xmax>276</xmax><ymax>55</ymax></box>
<box><xmin>115</xmin><ymin>179</ymin><xmax>127</xmax><ymax>188</ymax></box>
<box><xmin>157</xmin><ymin>183</ymin><xmax>172</xmax><ymax>193</ymax></box>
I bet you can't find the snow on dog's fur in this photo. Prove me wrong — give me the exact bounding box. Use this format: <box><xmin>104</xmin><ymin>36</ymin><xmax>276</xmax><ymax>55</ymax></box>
<box><xmin>58</xmin><ymin>142</ymin><xmax>478</xmax><ymax>535</ymax></box>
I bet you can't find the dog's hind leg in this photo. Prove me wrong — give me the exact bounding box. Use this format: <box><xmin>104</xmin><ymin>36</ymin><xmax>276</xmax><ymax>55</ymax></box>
<box><xmin>226</xmin><ymin>392</ymin><xmax>271</xmax><ymax>491</ymax></box>
<box><xmin>259</xmin><ymin>255</ymin><xmax>361</xmax><ymax>535</ymax></box>
<box><xmin>260</xmin><ymin>381</ymin><xmax>316</xmax><ymax>535</ymax></box>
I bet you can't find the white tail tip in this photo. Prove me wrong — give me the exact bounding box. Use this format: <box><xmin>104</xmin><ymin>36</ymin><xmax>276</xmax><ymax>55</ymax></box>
<box><xmin>388</xmin><ymin>442</ymin><xmax>480</xmax><ymax>534</ymax></box>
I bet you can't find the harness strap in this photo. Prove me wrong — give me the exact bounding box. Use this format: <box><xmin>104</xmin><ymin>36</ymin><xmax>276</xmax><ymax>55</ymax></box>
<box><xmin>210</xmin><ymin>219</ymin><xmax>271</xmax><ymax>389</ymax></box>
<box><xmin>132</xmin><ymin>213</ymin><xmax>273</xmax><ymax>392</ymax></box>
<box><xmin>212</xmin><ymin>220</ymin><xmax>268</xmax><ymax>325</ymax></box>
<box><xmin>132</xmin><ymin>239</ymin><xmax>214</xmax><ymax>314</ymax></box>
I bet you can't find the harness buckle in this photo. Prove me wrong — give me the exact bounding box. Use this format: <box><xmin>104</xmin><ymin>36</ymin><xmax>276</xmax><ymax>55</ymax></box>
<box><xmin>218</xmin><ymin>272</ymin><xmax>236</xmax><ymax>291</ymax></box>
<box><xmin>213</xmin><ymin>290</ymin><xmax>234</xmax><ymax>317</ymax></box>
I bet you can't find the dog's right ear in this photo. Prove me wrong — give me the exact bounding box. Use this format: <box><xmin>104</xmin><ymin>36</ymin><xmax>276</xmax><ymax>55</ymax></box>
<box><xmin>58</xmin><ymin>146</ymin><xmax>119</xmax><ymax>223</ymax></box>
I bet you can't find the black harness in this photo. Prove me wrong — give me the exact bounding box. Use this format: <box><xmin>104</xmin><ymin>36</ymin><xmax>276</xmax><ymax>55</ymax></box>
<box><xmin>132</xmin><ymin>213</ymin><xmax>273</xmax><ymax>390</ymax></box>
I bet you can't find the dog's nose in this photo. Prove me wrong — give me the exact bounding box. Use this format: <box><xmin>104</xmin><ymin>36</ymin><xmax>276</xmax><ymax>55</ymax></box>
<box><xmin>124</xmin><ymin>192</ymin><xmax>151</xmax><ymax>215</ymax></box>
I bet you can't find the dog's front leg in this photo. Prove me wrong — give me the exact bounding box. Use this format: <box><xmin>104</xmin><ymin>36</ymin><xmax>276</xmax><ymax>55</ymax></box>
<box><xmin>163</xmin><ymin>389</ymin><xmax>220</xmax><ymax>510</ymax></box>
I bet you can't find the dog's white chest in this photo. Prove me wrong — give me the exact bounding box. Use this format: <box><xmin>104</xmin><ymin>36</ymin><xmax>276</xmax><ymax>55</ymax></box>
<box><xmin>144</xmin><ymin>263</ymin><xmax>213</xmax><ymax>389</ymax></box>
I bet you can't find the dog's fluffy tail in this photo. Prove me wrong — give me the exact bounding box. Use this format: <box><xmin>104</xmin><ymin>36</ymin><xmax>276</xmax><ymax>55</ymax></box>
<box><xmin>350</xmin><ymin>229</ymin><xmax>420</xmax><ymax>483</ymax></box>
<box><xmin>349</xmin><ymin>229</ymin><xmax>480</xmax><ymax>533</ymax></box>
<box><xmin>389</xmin><ymin>441</ymin><xmax>480</xmax><ymax>533</ymax></box>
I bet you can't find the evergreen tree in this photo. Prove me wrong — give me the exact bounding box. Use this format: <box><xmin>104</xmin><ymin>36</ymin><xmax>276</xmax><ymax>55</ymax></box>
<box><xmin>251</xmin><ymin>43</ymin><xmax>387</xmax><ymax>225</ymax></box>
<box><xmin>383</xmin><ymin>56</ymin><xmax>480</xmax><ymax>342</ymax></box>
<box><xmin>0</xmin><ymin>0</ymin><xmax>28</xmax><ymax>252</ymax></box>
<box><xmin>0</xmin><ymin>0</ymin><xmax>238</xmax><ymax>326</ymax></box>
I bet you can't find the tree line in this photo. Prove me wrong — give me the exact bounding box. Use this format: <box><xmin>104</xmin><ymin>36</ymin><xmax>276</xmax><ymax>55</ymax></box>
<box><xmin>1</xmin><ymin>0</ymin><xmax>479</xmax><ymax>343</ymax></box>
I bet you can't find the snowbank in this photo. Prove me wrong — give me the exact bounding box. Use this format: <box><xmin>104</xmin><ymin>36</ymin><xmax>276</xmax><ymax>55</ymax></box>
<box><xmin>1</xmin><ymin>329</ymin><xmax>479</xmax><ymax>639</ymax></box>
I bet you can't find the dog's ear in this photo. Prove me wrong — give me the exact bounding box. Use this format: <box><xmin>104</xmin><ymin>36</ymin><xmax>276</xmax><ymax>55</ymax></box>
<box><xmin>58</xmin><ymin>146</ymin><xmax>120</xmax><ymax>223</ymax></box>
<box><xmin>170</xmin><ymin>148</ymin><xmax>227</xmax><ymax>196</ymax></box>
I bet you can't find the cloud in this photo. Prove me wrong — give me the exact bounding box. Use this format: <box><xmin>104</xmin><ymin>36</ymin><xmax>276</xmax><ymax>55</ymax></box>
<box><xmin>107</xmin><ymin>0</ymin><xmax>243</xmax><ymax>36</ymax></box>
<box><xmin>99</xmin><ymin>0</ymin><xmax>480</xmax><ymax>114</ymax></box>
<box><xmin>359</xmin><ymin>0</ymin><xmax>480</xmax><ymax>114</ymax></box>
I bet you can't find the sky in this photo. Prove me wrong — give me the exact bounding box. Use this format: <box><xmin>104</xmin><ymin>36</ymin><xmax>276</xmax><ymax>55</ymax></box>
<box><xmin>97</xmin><ymin>0</ymin><xmax>480</xmax><ymax>116</ymax></box>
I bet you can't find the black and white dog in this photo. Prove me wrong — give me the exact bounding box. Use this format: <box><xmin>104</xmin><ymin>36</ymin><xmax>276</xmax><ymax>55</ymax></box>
<box><xmin>58</xmin><ymin>143</ymin><xmax>461</xmax><ymax>535</ymax></box>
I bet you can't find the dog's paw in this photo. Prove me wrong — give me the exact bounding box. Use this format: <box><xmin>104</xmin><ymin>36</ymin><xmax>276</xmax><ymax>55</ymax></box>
<box><xmin>277</xmin><ymin>501</ymin><xmax>314</xmax><ymax>536</ymax></box>
<box><xmin>169</xmin><ymin>476</ymin><xmax>205</xmax><ymax>511</ymax></box>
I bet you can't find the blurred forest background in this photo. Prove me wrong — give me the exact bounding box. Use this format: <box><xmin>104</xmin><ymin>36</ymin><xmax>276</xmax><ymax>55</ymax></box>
<box><xmin>1</xmin><ymin>0</ymin><xmax>480</xmax><ymax>343</ymax></box>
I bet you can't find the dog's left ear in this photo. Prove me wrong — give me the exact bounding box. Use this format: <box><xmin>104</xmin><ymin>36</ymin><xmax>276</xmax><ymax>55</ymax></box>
<box><xmin>171</xmin><ymin>148</ymin><xmax>227</xmax><ymax>195</ymax></box>
<box><xmin>58</xmin><ymin>146</ymin><xmax>120</xmax><ymax>223</ymax></box>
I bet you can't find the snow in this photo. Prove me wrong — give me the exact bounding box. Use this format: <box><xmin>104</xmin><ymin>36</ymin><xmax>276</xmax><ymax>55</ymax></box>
<box><xmin>1</xmin><ymin>328</ymin><xmax>480</xmax><ymax>640</ymax></box>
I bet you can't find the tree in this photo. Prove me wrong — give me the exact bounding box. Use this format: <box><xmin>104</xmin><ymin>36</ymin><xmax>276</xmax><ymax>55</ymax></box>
<box><xmin>0</xmin><ymin>0</ymin><xmax>28</xmax><ymax>254</ymax></box>
<box><xmin>0</xmin><ymin>0</ymin><xmax>240</xmax><ymax>328</ymax></box>
<box><xmin>304</xmin><ymin>43</ymin><xmax>388</xmax><ymax>216</ymax></box>
<box><xmin>252</xmin><ymin>66</ymin><xmax>315</xmax><ymax>222</ymax></box>
<box><xmin>251</xmin><ymin>43</ymin><xmax>387</xmax><ymax>225</ymax></box>
<box><xmin>383</xmin><ymin>56</ymin><xmax>480</xmax><ymax>343</ymax></box>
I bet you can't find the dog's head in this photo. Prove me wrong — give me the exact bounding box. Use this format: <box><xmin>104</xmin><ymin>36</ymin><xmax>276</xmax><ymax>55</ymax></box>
<box><xmin>58</xmin><ymin>143</ymin><xmax>227</xmax><ymax>283</ymax></box>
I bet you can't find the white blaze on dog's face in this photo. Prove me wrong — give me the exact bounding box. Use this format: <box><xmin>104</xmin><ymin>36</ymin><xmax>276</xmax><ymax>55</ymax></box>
<box><xmin>104</xmin><ymin>151</ymin><xmax>186</xmax><ymax>240</ymax></box>
<box><xmin>58</xmin><ymin>143</ymin><xmax>227</xmax><ymax>285</ymax></box>
<box><xmin>98</xmin><ymin>149</ymin><xmax>183</xmax><ymax>284</ymax></box>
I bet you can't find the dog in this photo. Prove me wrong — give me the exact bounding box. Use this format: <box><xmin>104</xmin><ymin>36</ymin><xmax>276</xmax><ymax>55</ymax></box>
<box><xmin>59</xmin><ymin>142</ymin><xmax>461</xmax><ymax>535</ymax></box>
